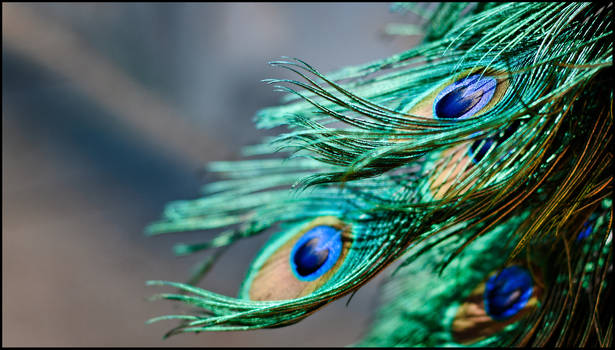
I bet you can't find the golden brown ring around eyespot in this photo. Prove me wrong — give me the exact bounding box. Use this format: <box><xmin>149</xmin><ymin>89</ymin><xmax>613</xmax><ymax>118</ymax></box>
<box><xmin>451</xmin><ymin>263</ymin><xmax>543</xmax><ymax>345</ymax></box>
<box><xmin>402</xmin><ymin>68</ymin><xmax>510</xmax><ymax>200</ymax></box>
<box><xmin>244</xmin><ymin>216</ymin><xmax>352</xmax><ymax>301</ymax></box>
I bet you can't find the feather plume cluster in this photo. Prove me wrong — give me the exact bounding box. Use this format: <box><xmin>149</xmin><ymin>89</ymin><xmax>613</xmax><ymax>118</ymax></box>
<box><xmin>146</xmin><ymin>3</ymin><xmax>612</xmax><ymax>346</ymax></box>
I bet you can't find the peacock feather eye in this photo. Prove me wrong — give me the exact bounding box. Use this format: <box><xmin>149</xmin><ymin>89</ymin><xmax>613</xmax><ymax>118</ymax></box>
<box><xmin>403</xmin><ymin>68</ymin><xmax>508</xmax><ymax>120</ymax></box>
<box><xmin>422</xmin><ymin>70</ymin><xmax>514</xmax><ymax>200</ymax></box>
<box><xmin>576</xmin><ymin>213</ymin><xmax>599</xmax><ymax>241</ymax></box>
<box><xmin>452</xmin><ymin>264</ymin><xmax>542</xmax><ymax>345</ymax></box>
<box><xmin>239</xmin><ymin>216</ymin><xmax>352</xmax><ymax>301</ymax></box>
<box><xmin>433</xmin><ymin>75</ymin><xmax>497</xmax><ymax>120</ymax></box>
<box><xmin>290</xmin><ymin>225</ymin><xmax>343</xmax><ymax>281</ymax></box>
<box><xmin>576</xmin><ymin>221</ymin><xmax>593</xmax><ymax>241</ymax></box>
<box><xmin>484</xmin><ymin>266</ymin><xmax>534</xmax><ymax>320</ymax></box>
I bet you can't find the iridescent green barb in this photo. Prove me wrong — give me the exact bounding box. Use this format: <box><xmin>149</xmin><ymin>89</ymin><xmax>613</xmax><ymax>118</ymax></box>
<box><xmin>360</xmin><ymin>199</ymin><xmax>612</xmax><ymax>347</ymax></box>
<box><xmin>146</xmin><ymin>2</ymin><xmax>612</xmax><ymax>346</ymax></box>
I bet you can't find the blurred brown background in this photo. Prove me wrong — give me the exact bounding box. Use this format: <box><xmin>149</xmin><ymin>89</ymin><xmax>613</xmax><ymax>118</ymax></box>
<box><xmin>2</xmin><ymin>3</ymin><xmax>421</xmax><ymax>346</ymax></box>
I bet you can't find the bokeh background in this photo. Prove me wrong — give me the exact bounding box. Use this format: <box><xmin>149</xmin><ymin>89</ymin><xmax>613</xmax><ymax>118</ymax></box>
<box><xmin>3</xmin><ymin>3</ymin><xmax>422</xmax><ymax>346</ymax></box>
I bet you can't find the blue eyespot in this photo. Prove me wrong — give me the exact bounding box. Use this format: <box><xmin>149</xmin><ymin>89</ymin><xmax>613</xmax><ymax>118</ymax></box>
<box><xmin>576</xmin><ymin>214</ymin><xmax>598</xmax><ymax>242</ymax></box>
<box><xmin>290</xmin><ymin>225</ymin><xmax>343</xmax><ymax>281</ymax></box>
<box><xmin>576</xmin><ymin>221</ymin><xmax>593</xmax><ymax>241</ymax></box>
<box><xmin>434</xmin><ymin>74</ymin><xmax>497</xmax><ymax>119</ymax></box>
<box><xmin>468</xmin><ymin>120</ymin><xmax>521</xmax><ymax>164</ymax></box>
<box><xmin>484</xmin><ymin>266</ymin><xmax>534</xmax><ymax>320</ymax></box>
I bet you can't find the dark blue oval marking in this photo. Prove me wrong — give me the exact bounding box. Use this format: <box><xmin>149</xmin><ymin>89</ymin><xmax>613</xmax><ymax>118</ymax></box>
<box><xmin>576</xmin><ymin>221</ymin><xmax>593</xmax><ymax>241</ymax></box>
<box><xmin>576</xmin><ymin>214</ymin><xmax>598</xmax><ymax>242</ymax></box>
<box><xmin>290</xmin><ymin>225</ymin><xmax>343</xmax><ymax>281</ymax></box>
<box><xmin>484</xmin><ymin>266</ymin><xmax>533</xmax><ymax>320</ymax></box>
<box><xmin>434</xmin><ymin>74</ymin><xmax>497</xmax><ymax>120</ymax></box>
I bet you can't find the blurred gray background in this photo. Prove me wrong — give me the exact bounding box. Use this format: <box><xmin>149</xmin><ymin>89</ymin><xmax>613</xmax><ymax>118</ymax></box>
<box><xmin>2</xmin><ymin>3</ymin><xmax>421</xmax><ymax>346</ymax></box>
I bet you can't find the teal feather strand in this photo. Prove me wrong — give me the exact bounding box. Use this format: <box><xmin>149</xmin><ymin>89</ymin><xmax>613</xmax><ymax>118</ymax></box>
<box><xmin>146</xmin><ymin>2</ymin><xmax>612</xmax><ymax>346</ymax></box>
<box><xmin>360</xmin><ymin>199</ymin><xmax>612</xmax><ymax>346</ymax></box>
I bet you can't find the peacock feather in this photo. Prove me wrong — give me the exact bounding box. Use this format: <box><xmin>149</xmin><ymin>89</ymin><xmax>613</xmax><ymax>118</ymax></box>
<box><xmin>146</xmin><ymin>2</ymin><xmax>613</xmax><ymax>347</ymax></box>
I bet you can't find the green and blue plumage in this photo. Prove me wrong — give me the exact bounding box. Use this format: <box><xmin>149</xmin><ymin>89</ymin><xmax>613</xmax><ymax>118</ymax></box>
<box><xmin>146</xmin><ymin>3</ymin><xmax>612</xmax><ymax>347</ymax></box>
